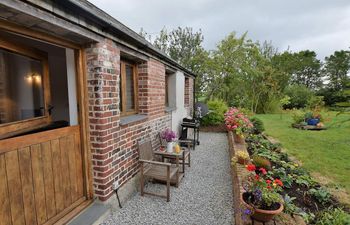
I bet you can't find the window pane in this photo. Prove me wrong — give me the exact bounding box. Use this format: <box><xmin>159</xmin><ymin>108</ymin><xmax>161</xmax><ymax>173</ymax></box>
<box><xmin>0</xmin><ymin>48</ymin><xmax>45</xmax><ymax>124</ymax></box>
<box><xmin>125</xmin><ymin>64</ymin><xmax>134</xmax><ymax>111</ymax></box>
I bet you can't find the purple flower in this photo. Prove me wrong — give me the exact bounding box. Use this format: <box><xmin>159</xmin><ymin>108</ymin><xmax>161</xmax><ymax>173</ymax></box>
<box><xmin>253</xmin><ymin>189</ymin><xmax>262</xmax><ymax>203</ymax></box>
<box><xmin>244</xmin><ymin>209</ymin><xmax>252</xmax><ymax>215</ymax></box>
<box><xmin>161</xmin><ymin>129</ymin><xmax>176</xmax><ymax>142</ymax></box>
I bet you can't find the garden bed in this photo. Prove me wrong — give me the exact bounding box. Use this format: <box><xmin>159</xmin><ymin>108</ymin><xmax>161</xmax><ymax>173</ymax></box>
<box><xmin>244</xmin><ymin>132</ymin><xmax>350</xmax><ymax>224</ymax></box>
<box><xmin>228</xmin><ymin>131</ymin><xmax>305</xmax><ymax>225</ymax></box>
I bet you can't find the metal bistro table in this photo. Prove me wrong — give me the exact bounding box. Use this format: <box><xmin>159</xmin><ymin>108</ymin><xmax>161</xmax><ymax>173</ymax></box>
<box><xmin>154</xmin><ymin>149</ymin><xmax>185</xmax><ymax>185</ymax></box>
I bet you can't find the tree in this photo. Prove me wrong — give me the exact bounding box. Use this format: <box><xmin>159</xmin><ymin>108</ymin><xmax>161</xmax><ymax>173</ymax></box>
<box><xmin>324</xmin><ymin>50</ymin><xmax>350</xmax><ymax>90</ymax></box>
<box><xmin>291</xmin><ymin>51</ymin><xmax>323</xmax><ymax>89</ymax></box>
<box><xmin>211</xmin><ymin>33</ymin><xmax>284</xmax><ymax>113</ymax></box>
<box><xmin>152</xmin><ymin>27</ymin><xmax>210</xmax><ymax>100</ymax></box>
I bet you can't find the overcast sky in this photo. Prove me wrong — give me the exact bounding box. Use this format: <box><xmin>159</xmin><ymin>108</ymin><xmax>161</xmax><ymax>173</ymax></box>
<box><xmin>89</xmin><ymin>0</ymin><xmax>350</xmax><ymax>60</ymax></box>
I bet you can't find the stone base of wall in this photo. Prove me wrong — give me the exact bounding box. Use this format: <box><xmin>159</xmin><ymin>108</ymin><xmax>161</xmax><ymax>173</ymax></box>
<box><xmin>227</xmin><ymin>131</ymin><xmax>306</xmax><ymax>225</ymax></box>
<box><xmin>103</xmin><ymin>173</ymin><xmax>141</xmax><ymax>211</ymax></box>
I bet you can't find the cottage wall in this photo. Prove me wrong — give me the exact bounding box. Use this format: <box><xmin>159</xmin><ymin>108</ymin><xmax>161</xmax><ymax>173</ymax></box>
<box><xmin>85</xmin><ymin>39</ymin><xmax>192</xmax><ymax>201</ymax></box>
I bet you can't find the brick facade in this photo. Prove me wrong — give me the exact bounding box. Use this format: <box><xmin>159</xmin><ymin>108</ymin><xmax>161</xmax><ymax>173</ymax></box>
<box><xmin>85</xmin><ymin>39</ymin><xmax>175</xmax><ymax>201</ymax></box>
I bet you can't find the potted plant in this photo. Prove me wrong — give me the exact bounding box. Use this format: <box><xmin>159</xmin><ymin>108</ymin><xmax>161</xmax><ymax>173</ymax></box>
<box><xmin>241</xmin><ymin>164</ymin><xmax>284</xmax><ymax>222</ymax></box>
<box><xmin>161</xmin><ymin>129</ymin><xmax>176</xmax><ymax>152</ymax></box>
<box><xmin>224</xmin><ymin>107</ymin><xmax>253</xmax><ymax>144</ymax></box>
<box><xmin>235</xmin><ymin>151</ymin><xmax>250</xmax><ymax>165</ymax></box>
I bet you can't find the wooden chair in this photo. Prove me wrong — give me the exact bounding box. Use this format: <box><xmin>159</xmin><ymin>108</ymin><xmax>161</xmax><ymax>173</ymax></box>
<box><xmin>158</xmin><ymin>133</ymin><xmax>192</xmax><ymax>169</ymax></box>
<box><xmin>138</xmin><ymin>138</ymin><xmax>179</xmax><ymax>202</ymax></box>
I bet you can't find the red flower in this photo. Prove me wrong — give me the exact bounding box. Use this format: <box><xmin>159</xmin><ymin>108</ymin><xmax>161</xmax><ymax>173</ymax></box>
<box><xmin>274</xmin><ymin>179</ymin><xmax>283</xmax><ymax>187</ymax></box>
<box><xmin>246</xmin><ymin>164</ymin><xmax>256</xmax><ymax>171</ymax></box>
<box><xmin>267</xmin><ymin>185</ymin><xmax>271</xmax><ymax>189</ymax></box>
<box><xmin>266</xmin><ymin>179</ymin><xmax>272</xmax><ymax>184</ymax></box>
<box><xmin>255</xmin><ymin>174</ymin><xmax>260</xmax><ymax>180</ymax></box>
<box><xmin>259</xmin><ymin>168</ymin><xmax>267</xmax><ymax>175</ymax></box>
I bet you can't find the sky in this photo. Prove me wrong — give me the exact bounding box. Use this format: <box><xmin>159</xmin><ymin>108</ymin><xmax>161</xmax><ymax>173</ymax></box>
<box><xmin>88</xmin><ymin>0</ymin><xmax>350</xmax><ymax>60</ymax></box>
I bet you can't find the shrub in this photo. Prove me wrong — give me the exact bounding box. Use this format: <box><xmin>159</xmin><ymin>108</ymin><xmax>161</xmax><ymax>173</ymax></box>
<box><xmin>250</xmin><ymin>117</ymin><xmax>265</xmax><ymax>134</ymax></box>
<box><xmin>291</xmin><ymin>109</ymin><xmax>305</xmax><ymax>124</ymax></box>
<box><xmin>252</xmin><ymin>155</ymin><xmax>272</xmax><ymax>170</ymax></box>
<box><xmin>284</xmin><ymin>84</ymin><xmax>314</xmax><ymax>109</ymax></box>
<box><xmin>201</xmin><ymin>99</ymin><xmax>228</xmax><ymax>126</ymax></box>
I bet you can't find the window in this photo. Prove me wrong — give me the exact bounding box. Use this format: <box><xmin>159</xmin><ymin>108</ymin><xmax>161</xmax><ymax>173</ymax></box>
<box><xmin>120</xmin><ymin>61</ymin><xmax>138</xmax><ymax>116</ymax></box>
<box><xmin>0</xmin><ymin>38</ymin><xmax>51</xmax><ymax>138</ymax></box>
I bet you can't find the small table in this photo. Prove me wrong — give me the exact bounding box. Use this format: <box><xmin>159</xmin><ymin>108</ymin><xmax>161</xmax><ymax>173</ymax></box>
<box><xmin>154</xmin><ymin>150</ymin><xmax>185</xmax><ymax>185</ymax></box>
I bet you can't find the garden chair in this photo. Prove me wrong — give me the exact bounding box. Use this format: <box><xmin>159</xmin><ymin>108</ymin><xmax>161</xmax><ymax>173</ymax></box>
<box><xmin>138</xmin><ymin>138</ymin><xmax>179</xmax><ymax>202</ymax></box>
<box><xmin>158</xmin><ymin>133</ymin><xmax>192</xmax><ymax>169</ymax></box>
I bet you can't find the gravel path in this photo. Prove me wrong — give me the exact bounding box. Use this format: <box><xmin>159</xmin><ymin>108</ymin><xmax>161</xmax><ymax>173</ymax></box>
<box><xmin>101</xmin><ymin>132</ymin><xmax>234</xmax><ymax>225</ymax></box>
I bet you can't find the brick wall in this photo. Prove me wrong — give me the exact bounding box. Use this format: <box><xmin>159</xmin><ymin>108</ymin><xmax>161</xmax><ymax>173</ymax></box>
<box><xmin>85</xmin><ymin>39</ymin><xmax>121</xmax><ymax>200</ymax></box>
<box><xmin>138</xmin><ymin>59</ymin><xmax>166</xmax><ymax>118</ymax></box>
<box><xmin>85</xmin><ymin>39</ymin><xmax>172</xmax><ymax>201</ymax></box>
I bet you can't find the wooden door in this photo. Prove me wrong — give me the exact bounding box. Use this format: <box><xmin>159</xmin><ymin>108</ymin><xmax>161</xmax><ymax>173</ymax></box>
<box><xmin>0</xmin><ymin>126</ymin><xmax>86</xmax><ymax>225</ymax></box>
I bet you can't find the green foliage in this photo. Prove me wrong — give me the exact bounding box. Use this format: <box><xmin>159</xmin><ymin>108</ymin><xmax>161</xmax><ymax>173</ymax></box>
<box><xmin>284</xmin><ymin>84</ymin><xmax>314</xmax><ymax>109</ymax></box>
<box><xmin>308</xmin><ymin>187</ymin><xmax>331</xmax><ymax>205</ymax></box>
<box><xmin>201</xmin><ymin>99</ymin><xmax>228</xmax><ymax>126</ymax></box>
<box><xmin>307</xmin><ymin>95</ymin><xmax>325</xmax><ymax>110</ymax></box>
<box><xmin>250</xmin><ymin>117</ymin><xmax>265</xmax><ymax>134</ymax></box>
<box><xmin>314</xmin><ymin>208</ymin><xmax>350</xmax><ymax>225</ymax></box>
<box><xmin>324</xmin><ymin>50</ymin><xmax>350</xmax><ymax>90</ymax></box>
<box><xmin>283</xmin><ymin>194</ymin><xmax>300</xmax><ymax>215</ymax></box>
<box><xmin>295</xmin><ymin>174</ymin><xmax>316</xmax><ymax>188</ymax></box>
<box><xmin>290</xmin><ymin>109</ymin><xmax>305</xmax><ymax>124</ymax></box>
<box><xmin>301</xmin><ymin>212</ymin><xmax>316</xmax><ymax>224</ymax></box>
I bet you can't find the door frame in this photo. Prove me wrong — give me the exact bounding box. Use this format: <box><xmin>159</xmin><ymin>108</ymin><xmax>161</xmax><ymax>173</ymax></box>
<box><xmin>0</xmin><ymin>18</ymin><xmax>94</xmax><ymax>211</ymax></box>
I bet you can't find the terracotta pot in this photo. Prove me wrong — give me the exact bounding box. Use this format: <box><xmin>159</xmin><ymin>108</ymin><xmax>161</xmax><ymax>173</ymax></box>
<box><xmin>233</xmin><ymin>133</ymin><xmax>245</xmax><ymax>144</ymax></box>
<box><xmin>237</xmin><ymin>157</ymin><xmax>249</xmax><ymax>165</ymax></box>
<box><xmin>241</xmin><ymin>193</ymin><xmax>284</xmax><ymax>222</ymax></box>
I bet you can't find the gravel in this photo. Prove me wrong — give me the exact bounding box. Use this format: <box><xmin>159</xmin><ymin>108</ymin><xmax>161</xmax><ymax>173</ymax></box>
<box><xmin>100</xmin><ymin>132</ymin><xmax>234</xmax><ymax>225</ymax></box>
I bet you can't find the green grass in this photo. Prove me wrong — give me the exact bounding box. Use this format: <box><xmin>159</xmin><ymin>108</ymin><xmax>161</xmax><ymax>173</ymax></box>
<box><xmin>255</xmin><ymin>112</ymin><xmax>350</xmax><ymax>195</ymax></box>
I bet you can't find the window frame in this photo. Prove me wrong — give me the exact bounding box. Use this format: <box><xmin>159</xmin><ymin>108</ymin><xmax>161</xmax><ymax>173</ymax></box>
<box><xmin>184</xmin><ymin>77</ymin><xmax>190</xmax><ymax>107</ymax></box>
<box><xmin>0</xmin><ymin>38</ymin><xmax>51</xmax><ymax>139</ymax></box>
<box><xmin>165</xmin><ymin>74</ymin><xmax>169</xmax><ymax>107</ymax></box>
<box><xmin>120</xmin><ymin>61</ymin><xmax>138</xmax><ymax>116</ymax></box>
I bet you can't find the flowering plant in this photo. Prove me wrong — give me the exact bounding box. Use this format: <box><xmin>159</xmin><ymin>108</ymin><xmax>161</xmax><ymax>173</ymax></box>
<box><xmin>224</xmin><ymin>107</ymin><xmax>253</xmax><ymax>136</ymax></box>
<box><xmin>243</xmin><ymin>163</ymin><xmax>283</xmax><ymax>209</ymax></box>
<box><xmin>161</xmin><ymin>128</ymin><xmax>176</xmax><ymax>142</ymax></box>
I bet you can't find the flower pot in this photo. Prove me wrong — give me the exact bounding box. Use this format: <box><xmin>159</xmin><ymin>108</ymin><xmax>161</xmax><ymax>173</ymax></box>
<box><xmin>307</xmin><ymin>118</ymin><xmax>320</xmax><ymax>126</ymax></box>
<box><xmin>237</xmin><ymin>157</ymin><xmax>249</xmax><ymax>165</ymax></box>
<box><xmin>166</xmin><ymin>142</ymin><xmax>174</xmax><ymax>153</ymax></box>
<box><xmin>241</xmin><ymin>192</ymin><xmax>283</xmax><ymax>222</ymax></box>
<box><xmin>233</xmin><ymin>133</ymin><xmax>245</xmax><ymax>144</ymax></box>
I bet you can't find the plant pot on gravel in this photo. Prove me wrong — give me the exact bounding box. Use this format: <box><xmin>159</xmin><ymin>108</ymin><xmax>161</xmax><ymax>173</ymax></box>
<box><xmin>241</xmin><ymin>192</ymin><xmax>284</xmax><ymax>222</ymax></box>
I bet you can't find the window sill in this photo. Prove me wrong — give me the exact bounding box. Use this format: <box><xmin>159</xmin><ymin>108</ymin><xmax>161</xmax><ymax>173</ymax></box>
<box><xmin>165</xmin><ymin>106</ymin><xmax>176</xmax><ymax>113</ymax></box>
<box><xmin>120</xmin><ymin>114</ymin><xmax>148</xmax><ymax>126</ymax></box>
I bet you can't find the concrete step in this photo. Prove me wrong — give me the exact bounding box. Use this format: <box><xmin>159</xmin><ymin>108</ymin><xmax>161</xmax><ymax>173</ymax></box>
<box><xmin>68</xmin><ymin>201</ymin><xmax>110</xmax><ymax>225</ymax></box>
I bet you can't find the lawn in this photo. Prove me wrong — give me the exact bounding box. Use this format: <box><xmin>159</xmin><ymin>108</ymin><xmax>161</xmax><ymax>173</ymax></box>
<box><xmin>256</xmin><ymin>112</ymin><xmax>350</xmax><ymax>201</ymax></box>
